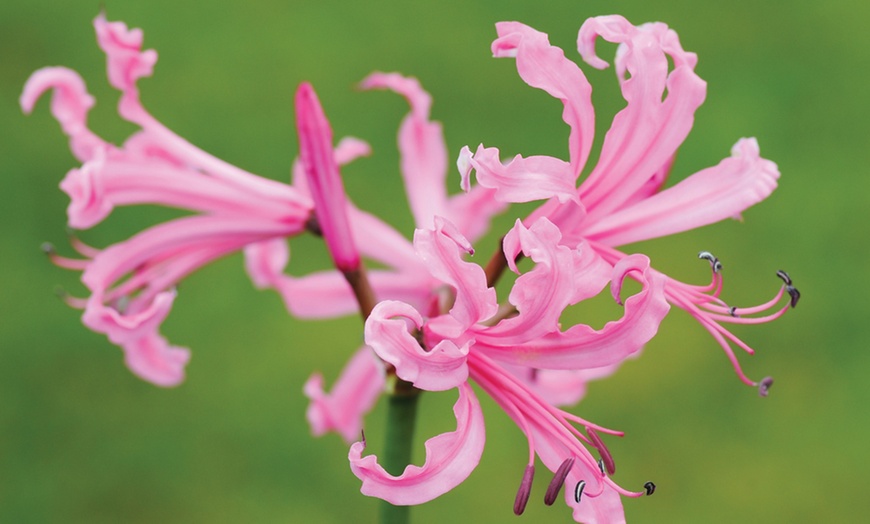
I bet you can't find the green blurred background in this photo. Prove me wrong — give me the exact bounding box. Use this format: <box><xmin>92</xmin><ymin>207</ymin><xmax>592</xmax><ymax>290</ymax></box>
<box><xmin>2</xmin><ymin>0</ymin><xmax>867</xmax><ymax>522</ymax></box>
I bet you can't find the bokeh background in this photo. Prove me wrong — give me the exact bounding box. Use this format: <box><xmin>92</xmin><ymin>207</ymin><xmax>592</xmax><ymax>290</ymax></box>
<box><xmin>2</xmin><ymin>0</ymin><xmax>867</xmax><ymax>522</ymax></box>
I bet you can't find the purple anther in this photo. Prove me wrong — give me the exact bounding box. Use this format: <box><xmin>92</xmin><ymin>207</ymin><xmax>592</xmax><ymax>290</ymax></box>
<box><xmin>787</xmin><ymin>285</ymin><xmax>800</xmax><ymax>308</ymax></box>
<box><xmin>544</xmin><ymin>457</ymin><xmax>575</xmax><ymax>506</ymax></box>
<box><xmin>698</xmin><ymin>251</ymin><xmax>722</xmax><ymax>273</ymax></box>
<box><xmin>729</xmin><ymin>306</ymin><xmax>739</xmax><ymax>317</ymax></box>
<box><xmin>513</xmin><ymin>464</ymin><xmax>535</xmax><ymax>515</ymax></box>
<box><xmin>758</xmin><ymin>376</ymin><xmax>774</xmax><ymax>397</ymax></box>
<box><xmin>586</xmin><ymin>428</ymin><xmax>615</xmax><ymax>475</ymax></box>
<box><xmin>644</xmin><ymin>481</ymin><xmax>656</xmax><ymax>496</ymax></box>
<box><xmin>775</xmin><ymin>270</ymin><xmax>792</xmax><ymax>286</ymax></box>
<box><xmin>573</xmin><ymin>480</ymin><xmax>586</xmax><ymax>503</ymax></box>
<box><xmin>597</xmin><ymin>458</ymin><xmax>605</xmax><ymax>475</ymax></box>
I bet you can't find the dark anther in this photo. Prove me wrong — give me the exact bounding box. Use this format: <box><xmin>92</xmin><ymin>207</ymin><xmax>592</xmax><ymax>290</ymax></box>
<box><xmin>777</xmin><ymin>270</ymin><xmax>800</xmax><ymax>308</ymax></box>
<box><xmin>513</xmin><ymin>465</ymin><xmax>535</xmax><ymax>515</ymax></box>
<box><xmin>40</xmin><ymin>242</ymin><xmax>56</xmax><ymax>255</ymax></box>
<box><xmin>544</xmin><ymin>457</ymin><xmax>574</xmax><ymax>506</ymax></box>
<box><xmin>597</xmin><ymin>458</ymin><xmax>605</xmax><ymax>475</ymax></box>
<box><xmin>698</xmin><ymin>251</ymin><xmax>723</xmax><ymax>273</ymax></box>
<box><xmin>573</xmin><ymin>480</ymin><xmax>586</xmax><ymax>503</ymax></box>
<box><xmin>758</xmin><ymin>376</ymin><xmax>774</xmax><ymax>397</ymax></box>
<box><xmin>729</xmin><ymin>306</ymin><xmax>739</xmax><ymax>317</ymax></box>
<box><xmin>644</xmin><ymin>481</ymin><xmax>656</xmax><ymax>496</ymax></box>
<box><xmin>586</xmin><ymin>428</ymin><xmax>615</xmax><ymax>475</ymax></box>
<box><xmin>360</xmin><ymin>429</ymin><xmax>366</xmax><ymax>447</ymax></box>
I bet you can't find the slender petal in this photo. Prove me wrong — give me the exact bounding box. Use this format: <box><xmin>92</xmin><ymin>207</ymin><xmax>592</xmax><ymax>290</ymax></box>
<box><xmin>120</xmin><ymin>332</ymin><xmax>191</xmax><ymax>388</ymax></box>
<box><xmin>348</xmin><ymin>382</ymin><xmax>485</xmax><ymax>505</ymax></box>
<box><xmin>304</xmin><ymin>346</ymin><xmax>385</xmax><ymax>443</ymax></box>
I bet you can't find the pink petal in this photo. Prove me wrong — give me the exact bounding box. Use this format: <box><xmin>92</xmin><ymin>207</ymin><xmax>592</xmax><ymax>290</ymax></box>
<box><xmin>83</xmin><ymin>289</ymin><xmax>176</xmax><ymax>345</ymax></box>
<box><xmin>568</xmin><ymin>473</ymin><xmax>626</xmax><ymax>524</ymax></box>
<box><xmin>361</xmin><ymin>72</ymin><xmax>448</xmax><ymax>229</ymax></box>
<box><xmin>121</xmin><ymin>333</ymin><xmax>191</xmax><ymax>388</ymax></box>
<box><xmin>461</xmin><ymin>145</ymin><xmax>580</xmax><ymax>204</ymax></box>
<box><xmin>348</xmin><ymin>382</ymin><xmax>485</xmax><ymax>505</ymax></box>
<box><xmin>444</xmin><ymin>185</ymin><xmax>508</xmax><ymax>243</ymax></box>
<box><xmin>365</xmin><ymin>301</ymin><xmax>469</xmax><ymax>391</ymax></box>
<box><xmin>585</xmin><ymin>138</ymin><xmax>780</xmax><ymax>246</ymax></box>
<box><xmin>476</xmin><ymin>219</ymin><xmax>610</xmax><ymax>344</ymax></box>
<box><xmin>93</xmin><ymin>13</ymin><xmax>157</xmax><ymax>120</ymax></box>
<box><xmin>20</xmin><ymin>67</ymin><xmax>104</xmax><ymax>162</ymax></box>
<box><xmin>477</xmin><ymin>254</ymin><xmax>670</xmax><ymax>370</ymax></box>
<box><xmin>414</xmin><ymin>218</ymin><xmax>497</xmax><ymax>339</ymax></box>
<box><xmin>304</xmin><ymin>346</ymin><xmax>385</xmax><ymax>443</ymax></box>
<box><xmin>576</xmin><ymin>16</ymin><xmax>707</xmax><ymax>222</ymax></box>
<box><xmin>493</xmin><ymin>22</ymin><xmax>595</xmax><ymax>177</ymax></box>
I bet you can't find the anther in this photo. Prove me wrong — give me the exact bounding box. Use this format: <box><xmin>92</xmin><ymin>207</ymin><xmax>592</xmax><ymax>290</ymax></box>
<box><xmin>573</xmin><ymin>480</ymin><xmax>586</xmax><ymax>503</ymax></box>
<box><xmin>775</xmin><ymin>270</ymin><xmax>792</xmax><ymax>286</ymax></box>
<box><xmin>644</xmin><ymin>481</ymin><xmax>656</xmax><ymax>496</ymax></box>
<box><xmin>758</xmin><ymin>376</ymin><xmax>774</xmax><ymax>397</ymax></box>
<box><xmin>513</xmin><ymin>465</ymin><xmax>535</xmax><ymax>515</ymax></box>
<box><xmin>698</xmin><ymin>251</ymin><xmax>722</xmax><ymax>273</ymax></box>
<box><xmin>729</xmin><ymin>306</ymin><xmax>739</xmax><ymax>317</ymax></box>
<box><xmin>544</xmin><ymin>457</ymin><xmax>574</xmax><ymax>506</ymax></box>
<box><xmin>777</xmin><ymin>270</ymin><xmax>800</xmax><ymax>308</ymax></box>
<box><xmin>597</xmin><ymin>458</ymin><xmax>605</xmax><ymax>475</ymax></box>
<box><xmin>304</xmin><ymin>215</ymin><xmax>323</xmax><ymax>236</ymax></box>
<box><xmin>41</xmin><ymin>242</ymin><xmax>56</xmax><ymax>255</ymax></box>
<box><xmin>586</xmin><ymin>428</ymin><xmax>615</xmax><ymax>475</ymax></box>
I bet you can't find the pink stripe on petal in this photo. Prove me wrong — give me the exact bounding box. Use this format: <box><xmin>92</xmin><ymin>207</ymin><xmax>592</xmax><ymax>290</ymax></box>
<box><xmin>365</xmin><ymin>301</ymin><xmax>469</xmax><ymax>391</ymax></box>
<box><xmin>493</xmin><ymin>22</ymin><xmax>595</xmax><ymax>177</ymax></box>
<box><xmin>586</xmin><ymin>138</ymin><xmax>779</xmax><ymax>246</ymax></box>
<box><xmin>349</xmin><ymin>382</ymin><xmax>485</xmax><ymax>505</ymax></box>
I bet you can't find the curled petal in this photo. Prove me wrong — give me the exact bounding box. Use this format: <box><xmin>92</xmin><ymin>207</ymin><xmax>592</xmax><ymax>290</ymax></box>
<box><xmin>20</xmin><ymin>67</ymin><xmax>103</xmax><ymax>162</ymax></box>
<box><xmin>243</xmin><ymin>238</ymin><xmax>290</xmax><ymax>289</ymax></box>
<box><xmin>94</xmin><ymin>13</ymin><xmax>157</xmax><ymax>90</ymax></box>
<box><xmin>304</xmin><ymin>346</ymin><xmax>385</xmax><ymax>443</ymax></box>
<box><xmin>569</xmin><ymin>475</ymin><xmax>626</xmax><ymax>524</ymax></box>
<box><xmin>585</xmin><ymin>138</ymin><xmax>780</xmax><ymax>245</ymax></box>
<box><xmin>414</xmin><ymin>218</ymin><xmax>497</xmax><ymax>338</ymax></box>
<box><xmin>349</xmin><ymin>382</ymin><xmax>485</xmax><ymax>505</ymax></box>
<box><xmin>493</xmin><ymin>22</ymin><xmax>595</xmax><ymax>176</ymax></box>
<box><xmin>60</xmin><ymin>153</ymin><xmax>113</xmax><ymax>229</ymax></box>
<box><xmin>365</xmin><ymin>301</ymin><xmax>469</xmax><ymax>391</ymax></box>
<box><xmin>121</xmin><ymin>333</ymin><xmax>190</xmax><ymax>388</ymax></box>
<box><xmin>478</xmin><ymin>219</ymin><xmax>609</xmax><ymax>344</ymax></box>
<box><xmin>576</xmin><ymin>15</ymin><xmax>707</xmax><ymax>221</ymax></box>
<box><xmin>361</xmin><ymin>72</ymin><xmax>448</xmax><ymax>229</ymax></box>
<box><xmin>461</xmin><ymin>145</ymin><xmax>580</xmax><ymax>204</ymax></box>
<box><xmin>478</xmin><ymin>255</ymin><xmax>670</xmax><ymax>369</ymax></box>
<box><xmin>83</xmin><ymin>289</ymin><xmax>176</xmax><ymax>345</ymax></box>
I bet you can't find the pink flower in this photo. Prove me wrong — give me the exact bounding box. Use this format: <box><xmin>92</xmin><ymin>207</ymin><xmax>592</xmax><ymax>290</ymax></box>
<box><xmin>461</xmin><ymin>16</ymin><xmax>797</xmax><ymax>390</ymax></box>
<box><xmin>354</xmin><ymin>217</ymin><xmax>668</xmax><ymax>521</ymax></box>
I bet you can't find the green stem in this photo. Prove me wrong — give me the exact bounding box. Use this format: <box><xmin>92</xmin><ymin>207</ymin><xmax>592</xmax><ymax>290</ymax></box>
<box><xmin>379</xmin><ymin>377</ymin><xmax>421</xmax><ymax>524</ymax></box>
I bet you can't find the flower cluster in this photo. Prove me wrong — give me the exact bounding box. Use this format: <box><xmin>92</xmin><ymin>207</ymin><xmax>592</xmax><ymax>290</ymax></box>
<box><xmin>24</xmin><ymin>13</ymin><xmax>797</xmax><ymax>523</ymax></box>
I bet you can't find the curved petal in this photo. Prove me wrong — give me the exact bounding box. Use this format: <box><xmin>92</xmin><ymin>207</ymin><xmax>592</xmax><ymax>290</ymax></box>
<box><xmin>83</xmin><ymin>289</ymin><xmax>176</xmax><ymax>345</ymax></box>
<box><xmin>576</xmin><ymin>16</ymin><xmax>707</xmax><ymax>222</ymax></box>
<box><xmin>20</xmin><ymin>67</ymin><xmax>103</xmax><ymax>162</ymax></box>
<box><xmin>477</xmin><ymin>255</ymin><xmax>670</xmax><ymax>370</ymax></box>
<box><xmin>493</xmin><ymin>21</ymin><xmax>595</xmax><ymax>176</ymax></box>
<box><xmin>121</xmin><ymin>333</ymin><xmax>191</xmax><ymax>388</ymax></box>
<box><xmin>93</xmin><ymin>13</ymin><xmax>157</xmax><ymax>120</ymax></box>
<box><xmin>361</xmin><ymin>72</ymin><xmax>448</xmax><ymax>229</ymax></box>
<box><xmin>414</xmin><ymin>217</ymin><xmax>497</xmax><ymax>338</ymax></box>
<box><xmin>444</xmin><ymin>185</ymin><xmax>508</xmax><ymax>243</ymax></box>
<box><xmin>476</xmin><ymin>219</ymin><xmax>610</xmax><ymax>344</ymax></box>
<box><xmin>304</xmin><ymin>346</ymin><xmax>385</xmax><ymax>443</ymax></box>
<box><xmin>366</xmin><ymin>301</ymin><xmax>469</xmax><ymax>391</ymax></box>
<box><xmin>348</xmin><ymin>382</ymin><xmax>485</xmax><ymax>505</ymax></box>
<box><xmin>585</xmin><ymin>138</ymin><xmax>780</xmax><ymax>246</ymax></box>
<box><xmin>460</xmin><ymin>145</ymin><xmax>580</xmax><ymax>204</ymax></box>
<box><xmin>568</xmin><ymin>474</ymin><xmax>626</xmax><ymax>524</ymax></box>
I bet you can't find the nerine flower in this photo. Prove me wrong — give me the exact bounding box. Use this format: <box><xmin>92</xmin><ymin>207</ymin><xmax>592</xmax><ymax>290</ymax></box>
<box><xmin>460</xmin><ymin>16</ymin><xmax>797</xmax><ymax>389</ymax></box>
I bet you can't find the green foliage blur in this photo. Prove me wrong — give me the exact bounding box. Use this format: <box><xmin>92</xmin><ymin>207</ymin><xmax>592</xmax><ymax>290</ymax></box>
<box><xmin>2</xmin><ymin>1</ymin><xmax>867</xmax><ymax>522</ymax></box>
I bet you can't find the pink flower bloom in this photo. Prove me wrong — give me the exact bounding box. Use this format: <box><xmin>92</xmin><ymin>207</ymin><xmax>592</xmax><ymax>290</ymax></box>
<box><xmin>461</xmin><ymin>16</ymin><xmax>797</xmax><ymax>390</ymax></box>
<box><xmin>356</xmin><ymin>217</ymin><xmax>668</xmax><ymax>521</ymax></box>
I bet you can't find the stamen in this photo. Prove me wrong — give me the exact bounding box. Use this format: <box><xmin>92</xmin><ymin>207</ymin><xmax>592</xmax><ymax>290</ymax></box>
<box><xmin>777</xmin><ymin>270</ymin><xmax>800</xmax><ymax>308</ymax></box>
<box><xmin>644</xmin><ymin>481</ymin><xmax>656</xmax><ymax>496</ymax></box>
<box><xmin>586</xmin><ymin>428</ymin><xmax>615</xmax><ymax>475</ymax></box>
<box><xmin>597</xmin><ymin>458</ymin><xmax>605</xmax><ymax>475</ymax></box>
<box><xmin>758</xmin><ymin>376</ymin><xmax>774</xmax><ymax>397</ymax></box>
<box><xmin>304</xmin><ymin>215</ymin><xmax>323</xmax><ymax>236</ymax></box>
<box><xmin>513</xmin><ymin>464</ymin><xmax>535</xmax><ymax>515</ymax></box>
<box><xmin>544</xmin><ymin>457</ymin><xmax>574</xmax><ymax>505</ymax></box>
<box><xmin>574</xmin><ymin>480</ymin><xmax>586</xmax><ymax>503</ymax></box>
<box><xmin>728</xmin><ymin>306</ymin><xmax>739</xmax><ymax>317</ymax></box>
<box><xmin>698</xmin><ymin>251</ymin><xmax>722</xmax><ymax>273</ymax></box>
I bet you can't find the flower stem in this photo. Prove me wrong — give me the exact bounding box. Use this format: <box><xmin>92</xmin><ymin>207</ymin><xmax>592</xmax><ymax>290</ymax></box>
<box><xmin>379</xmin><ymin>376</ymin><xmax>421</xmax><ymax>524</ymax></box>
